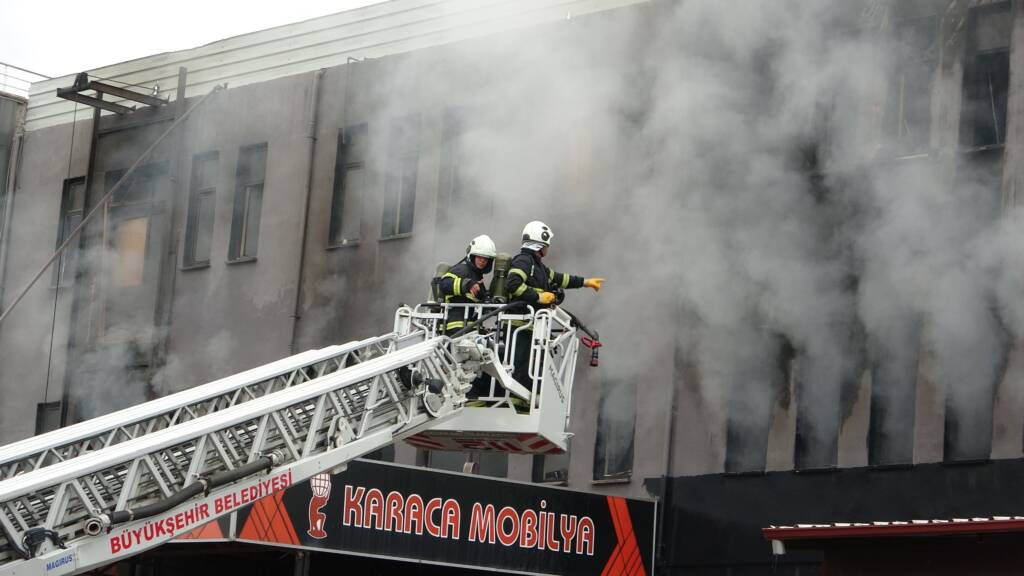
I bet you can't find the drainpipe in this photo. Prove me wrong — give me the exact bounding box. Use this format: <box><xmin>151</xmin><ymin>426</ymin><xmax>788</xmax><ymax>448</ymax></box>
<box><xmin>60</xmin><ymin>102</ymin><xmax>101</xmax><ymax>426</ymax></box>
<box><xmin>289</xmin><ymin>69</ymin><xmax>324</xmax><ymax>354</ymax></box>
<box><xmin>152</xmin><ymin>67</ymin><xmax>189</xmax><ymax>394</ymax></box>
<box><xmin>657</xmin><ymin>306</ymin><xmax>682</xmax><ymax>574</ymax></box>
<box><xmin>0</xmin><ymin>103</ymin><xmax>25</xmax><ymax>307</ymax></box>
<box><xmin>657</xmin><ymin>380</ymin><xmax>678</xmax><ymax>573</ymax></box>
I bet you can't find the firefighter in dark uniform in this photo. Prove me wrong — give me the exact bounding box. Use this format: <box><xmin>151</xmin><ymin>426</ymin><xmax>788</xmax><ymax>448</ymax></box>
<box><xmin>506</xmin><ymin>221</ymin><xmax>604</xmax><ymax>388</ymax></box>
<box><xmin>436</xmin><ymin>234</ymin><xmax>497</xmax><ymax>335</ymax></box>
<box><xmin>435</xmin><ymin>235</ymin><xmax>497</xmax><ymax>402</ymax></box>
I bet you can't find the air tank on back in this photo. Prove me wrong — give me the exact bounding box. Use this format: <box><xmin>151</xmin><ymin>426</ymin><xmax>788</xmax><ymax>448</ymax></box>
<box><xmin>489</xmin><ymin>252</ymin><xmax>511</xmax><ymax>303</ymax></box>
<box><xmin>430</xmin><ymin>262</ymin><xmax>450</xmax><ymax>303</ymax></box>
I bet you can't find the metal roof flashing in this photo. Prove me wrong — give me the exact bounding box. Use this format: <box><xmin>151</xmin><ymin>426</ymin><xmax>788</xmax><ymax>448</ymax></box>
<box><xmin>23</xmin><ymin>0</ymin><xmax>649</xmax><ymax>132</ymax></box>
<box><xmin>764</xmin><ymin>516</ymin><xmax>1024</xmax><ymax>546</ymax></box>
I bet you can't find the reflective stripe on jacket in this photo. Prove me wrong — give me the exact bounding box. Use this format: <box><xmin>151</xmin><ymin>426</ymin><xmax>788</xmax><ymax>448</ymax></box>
<box><xmin>506</xmin><ymin>248</ymin><xmax>583</xmax><ymax>310</ymax></box>
<box><xmin>436</xmin><ymin>258</ymin><xmax>488</xmax><ymax>332</ymax></box>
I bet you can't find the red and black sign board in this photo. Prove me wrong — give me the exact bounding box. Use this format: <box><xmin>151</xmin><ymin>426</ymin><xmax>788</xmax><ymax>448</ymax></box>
<box><xmin>173</xmin><ymin>514</ymin><xmax>231</xmax><ymax>542</ymax></box>
<box><xmin>230</xmin><ymin>460</ymin><xmax>655</xmax><ymax>575</ymax></box>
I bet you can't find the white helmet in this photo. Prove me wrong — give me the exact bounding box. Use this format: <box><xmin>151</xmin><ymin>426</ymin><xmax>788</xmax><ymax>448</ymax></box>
<box><xmin>522</xmin><ymin>221</ymin><xmax>553</xmax><ymax>247</ymax></box>
<box><xmin>467</xmin><ymin>234</ymin><xmax>497</xmax><ymax>259</ymax></box>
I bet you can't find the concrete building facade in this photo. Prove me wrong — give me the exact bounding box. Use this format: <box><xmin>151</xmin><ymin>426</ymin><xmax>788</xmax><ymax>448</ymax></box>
<box><xmin>3</xmin><ymin>0</ymin><xmax>1024</xmax><ymax>572</ymax></box>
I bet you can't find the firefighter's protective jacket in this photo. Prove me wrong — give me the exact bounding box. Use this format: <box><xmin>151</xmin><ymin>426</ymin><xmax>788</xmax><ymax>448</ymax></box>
<box><xmin>507</xmin><ymin>247</ymin><xmax>584</xmax><ymax>308</ymax></box>
<box><xmin>437</xmin><ymin>258</ymin><xmax>490</xmax><ymax>332</ymax></box>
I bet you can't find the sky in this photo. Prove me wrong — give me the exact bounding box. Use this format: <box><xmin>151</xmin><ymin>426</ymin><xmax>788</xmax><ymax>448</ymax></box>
<box><xmin>0</xmin><ymin>0</ymin><xmax>388</xmax><ymax>78</ymax></box>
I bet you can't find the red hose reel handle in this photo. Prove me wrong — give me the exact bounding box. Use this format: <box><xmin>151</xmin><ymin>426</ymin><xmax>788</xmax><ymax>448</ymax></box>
<box><xmin>581</xmin><ymin>336</ymin><xmax>602</xmax><ymax>367</ymax></box>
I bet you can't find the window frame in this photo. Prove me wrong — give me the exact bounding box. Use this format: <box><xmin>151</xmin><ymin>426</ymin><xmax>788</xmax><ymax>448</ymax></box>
<box><xmin>53</xmin><ymin>176</ymin><xmax>86</xmax><ymax>287</ymax></box>
<box><xmin>592</xmin><ymin>378</ymin><xmax>636</xmax><ymax>482</ymax></box>
<box><xmin>886</xmin><ymin>15</ymin><xmax>938</xmax><ymax>157</ymax></box>
<box><xmin>532</xmin><ymin>450</ymin><xmax>570</xmax><ymax>485</ymax></box>
<box><xmin>959</xmin><ymin>2</ymin><xmax>1012</xmax><ymax>150</ymax></box>
<box><xmin>328</xmin><ymin>124</ymin><xmax>367</xmax><ymax>248</ymax></box>
<box><xmin>183</xmin><ymin>151</ymin><xmax>218</xmax><ymax>269</ymax></box>
<box><xmin>228</xmin><ymin>143</ymin><xmax>267</xmax><ymax>263</ymax></box>
<box><xmin>380</xmin><ymin>115</ymin><xmax>419</xmax><ymax>239</ymax></box>
<box><xmin>35</xmin><ymin>401</ymin><xmax>62</xmax><ymax>434</ymax></box>
<box><xmin>99</xmin><ymin>162</ymin><xmax>167</xmax><ymax>341</ymax></box>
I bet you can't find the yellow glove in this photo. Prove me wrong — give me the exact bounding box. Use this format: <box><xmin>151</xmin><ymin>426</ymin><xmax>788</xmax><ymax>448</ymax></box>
<box><xmin>584</xmin><ymin>278</ymin><xmax>605</xmax><ymax>292</ymax></box>
<box><xmin>538</xmin><ymin>291</ymin><xmax>557</xmax><ymax>305</ymax></box>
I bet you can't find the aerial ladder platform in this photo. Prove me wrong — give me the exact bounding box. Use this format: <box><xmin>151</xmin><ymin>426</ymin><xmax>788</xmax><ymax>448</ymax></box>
<box><xmin>0</xmin><ymin>303</ymin><xmax>592</xmax><ymax>575</ymax></box>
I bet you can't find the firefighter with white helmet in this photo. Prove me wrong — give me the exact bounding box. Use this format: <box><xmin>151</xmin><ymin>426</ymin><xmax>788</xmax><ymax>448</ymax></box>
<box><xmin>436</xmin><ymin>234</ymin><xmax>497</xmax><ymax>334</ymax></box>
<box><xmin>507</xmin><ymin>221</ymin><xmax>604</xmax><ymax>387</ymax></box>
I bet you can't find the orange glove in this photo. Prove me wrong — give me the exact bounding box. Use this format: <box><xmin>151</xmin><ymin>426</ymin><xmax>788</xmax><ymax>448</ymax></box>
<box><xmin>584</xmin><ymin>278</ymin><xmax>605</xmax><ymax>292</ymax></box>
<box><xmin>538</xmin><ymin>291</ymin><xmax>557</xmax><ymax>305</ymax></box>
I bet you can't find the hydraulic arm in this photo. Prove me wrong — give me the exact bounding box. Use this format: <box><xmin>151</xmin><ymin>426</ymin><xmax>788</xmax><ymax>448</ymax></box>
<box><xmin>0</xmin><ymin>328</ymin><xmax>477</xmax><ymax>575</ymax></box>
<box><xmin>0</xmin><ymin>303</ymin><xmax>585</xmax><ymax>576</ymax></box>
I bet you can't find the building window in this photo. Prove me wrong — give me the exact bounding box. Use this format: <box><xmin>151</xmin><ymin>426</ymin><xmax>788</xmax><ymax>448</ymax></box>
<box><xmin>103</xmin><ymin>164</ymin><xmax>164</xmax><ymax>290</ymax></box>
<box><xmin>724</xmin><ymin>333</ymin><xmax>790</xmax><ymax>474</ymax></box>
<box><xmin>380</xmin><ymin>115</ymin><xmax>419</xmax><ymax>238</ymax></box>
<box><xmin>886</xmin><ymin>16</ymin><xmax>936</xmax><ymax>156</ymax></box>
<box><xmin>328</xmin><ymin>125</ymin><xmax>367</xmax><ymax>247</ymax></box>
<box><xmin>867</xmin><ymin>317</ymin><xmax>921</xmax><ymax>466</ymax></box>
<box><xmin>184</xmin><ymin>152</ymin><xmax>218</xmax><ymax>267</ymax></box>
<box><xmin>792</xmin><ymin>342</ymin><xmax>846</xmax><ymax>471</ymax></box>
<box><xmin>112</xmin><ymin>218</ymin><xmax>148</xmax><ymax>287</ymax></box>
<box><xmin>53</xmin><ymin>177</ymin><xmax>86</xmax><ymax>286</ymax></box>
<box><xmin>475</xmin><ymin>453</ymin><xmax>508</xmax><ymax>478</ymax></box>
<box><xmin>101</xmin><ymin>163</ymin><xmax>167</xmax><ymax>339</ymax></box>
<box><xmin>532</xmin><ymin>450</ymin><xmax>569</xmax><ymax>484</ymax></box>
<box><xmin>229</xmin><ymin>143</ymin><xmax>267</xmax><ymax>261</ymax></box>
<box><xmin>36</xmin><ymin>402</ymin><xmax>62</xmax><ymax>434</ymax></box>
<box><xmin>418</xmin><ymin>450</ymin><xmax>507</xmax><ymax>478</ymax></box>
<box><xmin>420</xmin><ymin>449</ymin><xmax>463</xmax><ymax>473</ymax></box>
<box><xmin>943</xmin><ymin>308</ymin><xmax>1009</xmax><ymax>462</ymax></box>
<box><xmin>960</xmin><ymin>2</ymin><xmax>1011</xmax><ymax>149</ymax></box>
<box><xmin>593</xmin><ymin>379</ymin><xmax>635</xmax><ymax>481</ymax></box>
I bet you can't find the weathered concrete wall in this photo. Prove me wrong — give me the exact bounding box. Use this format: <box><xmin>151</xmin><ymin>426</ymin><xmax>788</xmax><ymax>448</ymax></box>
<box><xmin>6</xmin><ymin>1</ymin><xmax>1024</xmax><ymax>516</ymax></box>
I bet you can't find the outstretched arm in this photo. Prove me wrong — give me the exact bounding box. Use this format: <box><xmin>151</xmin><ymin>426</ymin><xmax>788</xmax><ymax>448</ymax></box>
<box><xmin>550</xmin><ymin>269</ymin><xmax>604</xmax><ymax>291</ymax></box>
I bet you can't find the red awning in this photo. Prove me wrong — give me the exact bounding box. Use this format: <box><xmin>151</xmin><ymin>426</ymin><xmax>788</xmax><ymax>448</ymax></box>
<box><xmin>764</xmin><ymin>516</ymin><xmax>1024</xmax><ymax>542</ymax></box>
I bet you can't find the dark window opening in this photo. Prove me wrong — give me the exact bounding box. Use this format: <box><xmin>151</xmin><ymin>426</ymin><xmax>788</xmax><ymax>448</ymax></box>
<box><xmin>475</xmin><ymin>453</ymin><xmax>508</xmax><ymax>478</ymax></box>
<box><xmin>381</xmin><ymin>115</ymin><xmax>418</xmax><ymax>238</ymax></box>
<box><xmin>104</xmin><ymin>164</ymin><xmax>166</xmax><ymax>289</ymax></box>
<box><xmin>593</xmin><ymin>379</ymin><xmax>635</xmax><ymax>481</ymax></box>
<box><xmin>724</xmin><ymin>332</ymin><xmax>789</xmax><ymax>474</ymax></box>
<box><xmin>422</xmin><ymin>449</ymin><xmax>463</xmax><ymax>473</ymax></box>
<box><xmin>36</xmin><ymin>402</ymin><xmax>62</xmax><ymax>434</ymax></box>
<box><xmin>957</xmin><ymin>146</ymin><xmax>1006</xmax><ymax>230</ymax></box>
<box><xmin>944</xmin><ymin>310</ymin><xmax>1009</xmax><ymax>463</ymax></box>
<box><xmin>942</xmin><ymin>150</ymin><xmax>1005</xmax><ymax>462</ymax></box>
<box><xmin>101</xmin><ymin>163</ymin><xmax>168</xmax><ymax>340</ymax></box>
<box><xmin>54</xmin><ymin>177</ymin><xmax>86</xmax><ymax>287</ymax></box>
<box><xmin>108</xmin><ymin>163</ymin><xmax>165</xmax><ymax>207</ymax></box>
<box><xmin>792</xmin><ymin>341</ymin><xmax>845</xmax><ymax>471</ymax></box>
<box><xmin>184</xmin><ymin>152</ymin><xmax>218</xmax><ymax>267</ymax></box>
<box><xmin>229</xmin><ymin>144</ymin><xmax>267</xmax><ymax>260</ymax></box>
<box><xmin>885</xmin><ymin>16</ymin><xmax>937</xmax><ymax>155</ymax></box>
<box><xmin>328</xmin><ymin>124</ymin><xmax>367</xmax><ymax>247</ymax></box>
<box><xmin>867</xmin><ymin>317</ymin><xmax>921</xmax><ymax>466</ymax></box>
<box><xmin>532</xmin><ymin>450</ymin><xmax>570</xmax><ymax>485</ymax></box>
<box><xmin>960</xmin><ymin>3</ymin><xmax>1011</xmax><ymax>149</ymax></box>
<box><xmin>420</xmin><ymin>450</ymin><xmax>508</xmax><ymax>478</ymax></box>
